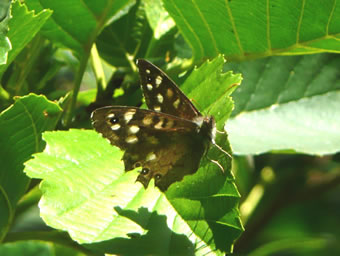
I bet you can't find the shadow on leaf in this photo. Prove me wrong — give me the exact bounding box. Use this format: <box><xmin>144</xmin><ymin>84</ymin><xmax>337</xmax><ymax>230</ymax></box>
<box><xmin>84</xmin><ymin>207</ymin><xmax>195</xmax><ymax>255</ymax></box>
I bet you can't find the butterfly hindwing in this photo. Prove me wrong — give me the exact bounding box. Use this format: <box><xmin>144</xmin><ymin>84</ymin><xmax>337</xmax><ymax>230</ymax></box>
<box><xmin>136</xmin><ymin>134</ymin><xmax>206</xmax><ymax>191</ymax></box>
<box><xmin>137</xmin><ymin>59</ymin><xmax>201</xmax><ymax>120</ymax></box>
<box><xmin>91</xmin><ymin>106</ymin><xmax>207</xmax><ymax>191</ymax></box>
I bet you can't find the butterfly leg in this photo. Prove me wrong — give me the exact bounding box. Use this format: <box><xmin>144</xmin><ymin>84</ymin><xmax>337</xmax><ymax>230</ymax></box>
<box><xmin>216</xmin><ymin>129</ymin><xmax>225</xmax><ymax>134</ymax></box>
<box><xmin>212</xmin><ymin>141</ymin><xmax>232</xmax><ymax>159</ymax></box>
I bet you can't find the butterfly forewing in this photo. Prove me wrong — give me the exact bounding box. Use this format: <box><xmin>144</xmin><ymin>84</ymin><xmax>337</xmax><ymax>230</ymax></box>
<box><xmin>91</xmin><ymin>106</ymin><xmax>198</xmax><ymax>148</ymax></box>
<box><xmin>137</xmin><ymin>59</ymin><xmax>201</xmax><ymax>120</ymax></box>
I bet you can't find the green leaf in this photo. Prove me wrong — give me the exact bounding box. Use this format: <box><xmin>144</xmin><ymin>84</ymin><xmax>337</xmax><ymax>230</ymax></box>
<box><xmin>225</xmin><ymin>54</ymin><xmax>340</xmax><ymax>155</ymax></box>
<box><xmin>0</xmin><ymin>241</ymin><xmax>52</xmax><ymax>256</ymax></box>
<box><xmin>97</xmin><ymin>1</ymin><xmax>177</xmax><ymax>67</ymax></box>
<box><xmin>0</xmin><ymin>31</ymin><xmax>10</xmax><ymax>66</ymax></box>
<box><xmin>0</xmin><ymin>1</ymin><xmax>52</xmax><ymax>77</ymax></box>
<box><xmin>25</xmin><ymin>0</ymin><xmax>135</xmax><ymax>57</ymax></box>
<box><xmin>163</xmin><ymin>0</ymin><xmax>340</xmax><ymax>61</ymax></box>
<box><xmin>0</xmin><ymin>94</ymin><xmax>61</xmax><ymax>241</ymax></box>
<box><xmin>24</xmin><ymin>56</ymin><xmax>243</xmax><ymax>254</ymax></box>
<box><xmin>167</xmin><ymin>55</ymin><xmax>243</xmax><ymax>253</ymax></box>
<box><xmin>0</xmin><ymin>0</ymin><xmax>11</xmax><ymax>65</ymax></box>
<box><xmin>25</xmin><ymin>130</ymin><xmax>196</xmax><ymax>254</ymax></box>
<box><xmin>144</xmin><ymin>0</ymin><xmax>175</xmax><ymax>39</ymax></box>
<box><xmin>25</xmin><ymin>130</ymin><xmax>142</xmax><ymax>244</ymax></box>
<box><xmin>0</xmin><ymin>240</ymin><xmax>87</xmax><ymax>256</ymax></box>
<box><xmin>96</xmin><ymin>1</ymin><xmax>152</xmax><ymax>67</ymax></box>
<box><xmin>182</xmin><ymin>56</ymin><xmax>241</xmax><ymax>127</ymax></box>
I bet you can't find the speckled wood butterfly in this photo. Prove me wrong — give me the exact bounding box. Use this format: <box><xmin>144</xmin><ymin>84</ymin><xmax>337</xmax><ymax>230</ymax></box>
<box><xmin>91</xmin><ymin>59</ymin><xmax>230</xmax><ymax>191</ymax></box>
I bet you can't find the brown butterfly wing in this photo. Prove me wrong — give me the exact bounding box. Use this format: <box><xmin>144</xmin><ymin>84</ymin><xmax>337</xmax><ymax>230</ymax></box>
<box><xmin>136</xmin><ymin>133</ymin><xmax>206</xmax><ymax>191</ymax></box>
<box><xmin>91</xmin><ymin>106</ymin><xmax>206</xmax><ymax>191</ymax></box>
<box><xmin>137</xmin><ymin>59</ymin><xmax>201</xmax><ymax>120</ymax></box>
<box><xmin>91</xmin><ymin>106</ymin><xmax>197</xmax><ymax>149</ymax></box>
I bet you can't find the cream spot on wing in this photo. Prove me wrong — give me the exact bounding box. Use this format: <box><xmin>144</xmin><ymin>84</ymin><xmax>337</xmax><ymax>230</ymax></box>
<box><xmin>155</xmin><ymin>119</ymin><xmax>164</xmax><ymax>129</ymax></box>
<box><xmin>156</xmin><ymin>93</ymin><xmax>164</xmax><ymax>104</ymax></box>
<box><xmin>155</xmin><ymin>76</ymin><xmax>162</xmax><ymax>87</ymax></box>
<box><xmin>146</xmin><ymin>152</ymin><xmax>156</xmax><ymax>161</ymax></box>
<box><xmin>167</xmin><ymin>88</ymin><xmax>173</xmax><ymax>98</ymax></box>
<box><xmin>154</xmin><ymin>106</ymin><xmax>161</xmax><ymax>112</ymax></box>
<box><xmin>111</xmin><ymin>124</ymin><xmax>121</xmax><ymax>130</ymax></box>
<box><xmin>173</xmin><ymin>98</ymin><xmax>180</xmax><ymax>109</ymax></box>
<box><xmin>129</xmin><ymin>125</ymin><xmax>140</xmax><ymax>134</ymax></box>
<box><xmin>126</xmin><ymin>135</ymin><xmax>138</xmax><ymax>144</ymax></box>
<box><xmin>107</xmin><ymin>113</ymin><xmax>115</xmax><ymax>119</ymax></box>
<box><xmin>124</xmin><ymin>111</ymin><xmax>136</xmax><ymax>123</ymax></box>
<box><xmin>165</xmin><ymin>119</ymin><xmax>174</xmax><ymax>129</ymax></box>
<box><xmin>146</xmin><ymin>83</ymin><xmax>153</xmax><ymax>91</ymax></box>
<box><xmin>143</xmin><ymin>116</ymin><xmax>153</xmax><ymax>125</ymax></box>
<box><xmin>146</xmin><ymin>69</ymin><xmax>151</xmax><ymax>74</ymax></box>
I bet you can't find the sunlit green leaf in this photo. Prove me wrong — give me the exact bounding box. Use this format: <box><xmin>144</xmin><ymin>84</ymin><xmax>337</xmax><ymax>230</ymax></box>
<box><xmin>0</xmin><ymin>1</ymin><xmax>51</xmax><ymax>76</ymax></box>
<box><xmin>163</xmin><ymin>0</ymin><xmax>340</xmax><ymax>61</ymax></box>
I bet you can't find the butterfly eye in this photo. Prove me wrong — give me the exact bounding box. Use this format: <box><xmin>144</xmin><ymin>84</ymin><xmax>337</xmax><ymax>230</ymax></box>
<box><xmin>141</xmin><ymin>168</ymin><xmax>149</xmax><ymax>175</ymax></box>
<box><xmin>154</xmin><ymin>174</ymin><xmax>162</xmax><ymax>180</ymax></box>
<box><xmin>109</xmin><ymin>117</ymin><xmax>119</xmax><ymax>124</ymax></box>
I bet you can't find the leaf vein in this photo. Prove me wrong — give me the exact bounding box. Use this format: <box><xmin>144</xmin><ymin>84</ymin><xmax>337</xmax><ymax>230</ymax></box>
<box><xmin>224</xmin><ymin>0</ymin><xmax>244</xmax><ymax>56</ymax></box>
<box><xmin>192</xmin><ymin>0</ymin><xmax>219</xmax><ymax>55</ymax></box>
<box><xmin>170</xmin><ymin>0</ymin><xmax>204</xmax><ymax>58</ymax></box>
<box><xmin>296</xmin><ymin>0</ymin><xmax>306</xmax><ymax>44</ymax></box>
<box><xmin>326</xmin><ymin>0</ymin><xmax>337</xmax><ymax>35</ymax></box>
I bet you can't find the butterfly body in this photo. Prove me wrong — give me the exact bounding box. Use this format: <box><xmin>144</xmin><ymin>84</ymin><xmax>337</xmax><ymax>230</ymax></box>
<box><xmin>91</xmin><ymin>59</ymin><xmax>220</xmax><ymax>191</ymax></box>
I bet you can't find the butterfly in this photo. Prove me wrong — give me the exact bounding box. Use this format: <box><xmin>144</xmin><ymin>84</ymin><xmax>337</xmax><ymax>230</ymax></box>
<box><xmin>91</xmin><ymin>59</ymin><xmax>230</xmax><ymax>191</ymax></box>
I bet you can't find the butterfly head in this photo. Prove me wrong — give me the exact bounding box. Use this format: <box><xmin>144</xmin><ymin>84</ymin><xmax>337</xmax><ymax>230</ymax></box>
<box><xmin>193</xmin><ymin>115</ymin><xmax>216</xmax><ymax>143</ymax></box>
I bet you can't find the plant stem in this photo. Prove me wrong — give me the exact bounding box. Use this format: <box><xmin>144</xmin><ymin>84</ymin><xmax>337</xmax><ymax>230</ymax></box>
<box><xmin>0</xmin><ymin>185</ymin><xmax>13</xmax><ymax>242</ymax></box>
<box><xmin>90</xmin><ymin>44</ymin><xmax>106</xmax><ymax>97</ymax></box>
<box><xmin>64</xmin><ymin>49</ymin><xmax>90</xmax><ymax>126</ymax></box>
<box><xmin>0</xmin><ymin>84</ymin><xmax>10</xmax><ymax>101</ymax></box>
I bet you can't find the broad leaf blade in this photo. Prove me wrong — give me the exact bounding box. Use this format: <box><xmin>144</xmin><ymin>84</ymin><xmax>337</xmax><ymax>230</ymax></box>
<box><xmin>163</xmin><ymin>0</ymin><xmax>340</xmax><ymax>61</ymax></box>
<box><xmin>225</xmin><ymin>54</ymin><xmax>340</xmax><ymax>155</ymax></box>
<box><xmin>25</xmin><ymin>130</ymin><xmax>205</xmax><ymax>254</ymax></box>
<box><xmin>25</xmin><ymin>130</ymin><xmax>147</xmax><ymax>243</ymax></box>
<box><xmin>0</xmin><ymin>94</ymin><xmax>61</xmax><ymax>241</ymax></box>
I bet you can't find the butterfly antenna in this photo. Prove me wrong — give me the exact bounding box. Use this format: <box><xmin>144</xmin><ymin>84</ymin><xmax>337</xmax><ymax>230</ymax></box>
<box><xmin>190</xmin><ymin>98</ymin><xmax>204</xmax><ymax>111</ymax></box>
